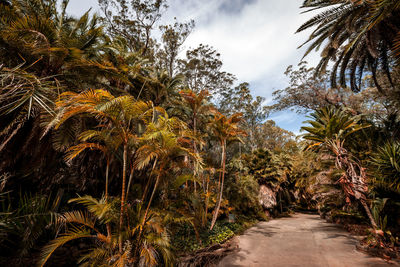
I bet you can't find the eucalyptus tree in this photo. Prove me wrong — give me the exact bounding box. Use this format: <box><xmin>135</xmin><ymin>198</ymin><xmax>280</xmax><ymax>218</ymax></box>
<box><xmin>254</xmin><ymin>120</ymin><xmax>294</xmax><ymax>152</ymax></box>
<box><xmin>219</xmin><ymin>82</ymin><xmax>268</xmax><ymax>151</ymax></box>
<box><xmin>98</xmin><ymin>0</ymin><xmax>168</xmax><ymax>58</ymax></box>
<box><xmin>301</xmin><ymin>106</ymin><xmax>378</xmax><ymax>229</ymax></box>
<box><xmin>158</xmin><ymin>19</ymin><xmax>195</xmax><ymax>77</ymax></box>
<box><xmin>178</xmin><ymin>44</ymin><xmax>236</xmax><ymax>96</ymax></box>
<box><xmin>268</xmin><ymin>61</ymin><xmax>393</xmax><ymax>121</ymax></box>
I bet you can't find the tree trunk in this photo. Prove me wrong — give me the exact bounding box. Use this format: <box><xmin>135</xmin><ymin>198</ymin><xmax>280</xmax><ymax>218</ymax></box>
<box><xmin>203</xmin><ymin>175</ymin><xmax>210</xmax><ymax>227</ymax></box>
<box><xmin>126</xmin><ymin>166</ymin><xmax>134</xmax><ymax>201</ymax></box>
<box><xmin>105</xmin><ymin>158</ymin><xmax>110</xmax><ymax>200</ymax></box>
<box><xmin>210</xmin><ymin>140</ymin><xmax>226</xmax><ymax>230</ymax></box>
<box><xmin>335</xmin><ymin>149</ymin><xmax>378</xmax><ymax>231</ymax></box>
<box><xmin>360</xmin><ymin>198</ymin><xmax>378</xmax><ymax>230</ymax></box>
<box><xmin>193</xmin><ymin>114</ymin><xmax>197</xmax><ymax>193</ymax></box>
<box><xmin>105</xmin><ymin>157</ymin><xmax>111</xmax><ymax>241</ymax></box>
<box><xmin>135</xmin><ymin>167</ymin><xmax>162</xmax><ymax>261</ymax></box>
<box><xmin>141</xmin><ymin>177</ymin><xmax>151</xmax><ymax>204</ymax></box>
<box><xmin>141</xmin><ymin>159</ymin><xmax>157</xmax><ymax>204</ymax></box>
<box><xmin>119</xmin><ymin>144</ymin><xmax>128</xmax><ymax>253</ymax></box>
<box><xmin>142</xmin><ymin>170</ymin><xmax>161</xmax><ymax>226</ymax></box>
<box><xmin>168</xmin><ymin>53</ymin><xmax>175</xmax><ymax>77</ymax></box>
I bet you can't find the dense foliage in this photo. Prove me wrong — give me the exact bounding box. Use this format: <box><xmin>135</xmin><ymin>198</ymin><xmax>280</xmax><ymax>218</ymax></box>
<box><xmin>0</xmin><ymin>0</ymin><xmax>399</xmax><ymax>266</ymax></box>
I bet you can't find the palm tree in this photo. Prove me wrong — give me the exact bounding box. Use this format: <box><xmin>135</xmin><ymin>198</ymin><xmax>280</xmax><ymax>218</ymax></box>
<box><xmin>297</xmin><ymin>0</ymin><xmax>400</xmax><ymax>91</ymax></box>
<box><xmin>301</xmin><ymin>106</ymin><xmax>378</xmax><ymax>229</ymax></box>
<box><xmin>0</xmin><ymin>0</ymin><xmax>105</xmax><ymax>80</ymax></box>
<box><xmin>50</xmin><ymin>89</ymin><xmax>154</xmax><ymax>253</ymax></box>
<box><xmin>360</xmin><ymin>0</ymin><xmax>400</xmax><ymax>59</ymax></box>
<box><xmin>67</xmin><ymin>135</ymin><xmax>115</xmax><ymax>240</ymax></box>
<box><xmin>65</xmin><ymin>129</ymin><xmax>119</xmax><ymax>200</ymax></box>
<box><xmin>178</xmin><ymin>89</ymin><xmax>213</xmax><ymax>192</ymax></box>
<box><xmin>209</xmin><ymin>111</ymin><xmax>246</xmax><ymax>230</ymax></box>
<box><xmin>134</xmin><ymin>113</ymin><xmax>201</xmax><ymax>253</ymax></box>
<box><xmin>146</xmin><ymin>70</ymin><xmax>184</xmax><ymax>106</ymax></box>
<box><xmin>0</xmin><ymin>65</ymin><xmax>55</xmax><ymax>152</ymax></box>
<box><xmin>38</xmin><ymin>196</ymin><xmax>117</xmax><ymax>267</ymax></box>
<box><xmin>39</xmin><ymin>195</ymin><xmax>173</xmax><ymax>267</ymax></box>
<box><xmin>0</xmin><ymin>0</ymin><xmax>120</xmax><ymax>195</ymax></box>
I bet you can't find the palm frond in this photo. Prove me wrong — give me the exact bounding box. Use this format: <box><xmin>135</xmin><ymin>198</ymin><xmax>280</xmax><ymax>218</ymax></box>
<box><xmin>38</xmin><ymin>228</ymin><xmax>93</xmax><ymax>267</ymax></box>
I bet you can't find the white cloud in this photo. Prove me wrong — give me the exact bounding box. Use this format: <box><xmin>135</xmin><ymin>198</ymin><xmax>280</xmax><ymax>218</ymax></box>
<box><xmin>165</xmin><ymin>0</ymin><xmax>320</xmax><ymax>83</ymax></box>
<box><xmin>66</xmin><ymin>0</ymin><xmax>99</xmax><ymax>16</ymax></box>
<box><xmin>65</xmin><ymin>0</ymin><xmax>322</xmax><ymax>133</ymax></box>
<box><xmin>163</xmin><ymin>0</ymin><xmax>321</xmax><ymax>132</ymax></box>
<box><xmin>67</xmin><ymin>0</ymin><xmax>320</xmax><ymax>89</ymax></box>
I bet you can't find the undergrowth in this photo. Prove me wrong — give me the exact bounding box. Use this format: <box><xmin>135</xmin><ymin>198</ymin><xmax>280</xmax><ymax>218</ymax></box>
<box><xmin>172</xmin><ymin>216</ymin><xmax>260</xmax><ymax>253</ymax></box>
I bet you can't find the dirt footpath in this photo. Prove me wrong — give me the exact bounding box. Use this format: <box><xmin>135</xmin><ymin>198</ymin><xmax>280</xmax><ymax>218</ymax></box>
<box><xmin>219</xmin><ymin>213</ymin><xmax>397</xmax><ymax>267</ymax></box>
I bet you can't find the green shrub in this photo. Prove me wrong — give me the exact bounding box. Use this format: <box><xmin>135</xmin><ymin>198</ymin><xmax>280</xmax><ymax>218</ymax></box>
<box><xmin>171</xmin><ymin>218</ymin><xmax>257</xmax><ymax>253</ymax></box>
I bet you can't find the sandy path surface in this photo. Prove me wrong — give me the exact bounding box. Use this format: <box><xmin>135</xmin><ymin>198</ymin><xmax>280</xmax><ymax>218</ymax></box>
<box><xmin>219</xmin><ymin>213</ymin><xmax>398</xmax><ymax>267</ymax></box>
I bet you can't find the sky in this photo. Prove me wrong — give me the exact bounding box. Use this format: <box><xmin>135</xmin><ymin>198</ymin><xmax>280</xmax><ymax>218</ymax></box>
<box><xmin>66</xmin><ymin>0</ymin><xmax>320</xmax><ymax>135</ymax></box>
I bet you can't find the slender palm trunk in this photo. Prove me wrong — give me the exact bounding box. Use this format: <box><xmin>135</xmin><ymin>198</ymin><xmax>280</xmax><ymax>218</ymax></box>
<box><xmin>135</xmin><ymin>167</ymin><xmax>163</xmax><ymax>261</ymax></box>
<box><xmin>105</xmin><ymin>157</ymin><xmax>111</xmax><ymax>240</ymax></box>
<box><xmin>193</xmin><ymin>114</ymin><xmax>197</xmax><ymax>193</ymax></box>
<box><xmin>141</xmin><ymin>159</ymin><xmax>157</xmax><ymax>204</ymax></box>
<box><xmin>141</xmin><ymin>177</ymin><xmax>151</xmax><ymax>203</ymax></box>
<box><xmin>142</xmin><ymin>167</ymin><xmax>162</xmax><ymax>226</ymax></box>
<box><xmin>217</xmin><ymin>170</ymin><xmax>222</xmax><ymax>193</ymax></box>
<box><xmin>119</xmin><ymin>144</ymin><xmax>128</xmax><ymax>253</ymax></box>
<box><xmin>105</xmin><ymin>158</ymin><xmax>110</xmax><ymax>200</ymax></box>
<box><xmin>203</xmin><ymin>175</ymin><xmax>210</xmax><ymax>227</ymax></box>
<box><xmin>126</xmin><ymin>166</ymin><xmax>134</xmax><ymax>201</ymax></box>
<box><xmin>210</xmin><ymin>140</ymin><xmax>226</xmax><ymax>230</ymax></box>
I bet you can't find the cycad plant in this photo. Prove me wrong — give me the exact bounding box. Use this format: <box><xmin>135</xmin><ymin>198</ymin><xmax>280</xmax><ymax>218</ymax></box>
<box><xmin>301</xmin><ymin>106</ymin><xmax>378</xmax><ymax>229</ymax></box>
<box><xmin>0</xmin><ymin>191</ymin><xmax>61</xmax><ymax>265</ymax></box>
<box><xmin>371</xmin><ymin>141</ymin><xmax>400</xmax><ymax>192</ymax></box>
<box><xmin>0</xmin><ymin>65</ymin><xmax>55</xmax><ymax>152</ymax></box>
<box><xmin>0</xmin><ymin>0</ymin><xmax>105</xmax><ymax>79</ymax></box>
